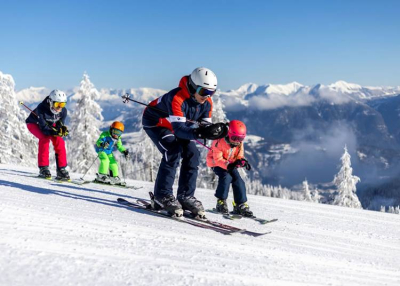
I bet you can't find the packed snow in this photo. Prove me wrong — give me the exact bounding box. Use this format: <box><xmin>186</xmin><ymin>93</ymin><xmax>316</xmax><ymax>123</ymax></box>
<box><xmin>1</xmin><ymin>164</ymin><xmax>399</xmax><ymax>286</ymax></box>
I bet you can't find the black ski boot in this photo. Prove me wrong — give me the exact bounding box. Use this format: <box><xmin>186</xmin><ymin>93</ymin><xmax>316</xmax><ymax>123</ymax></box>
<box><xmin>216</xmin><ymin>199</ymin><xmax>229</xmax><ymax>214</ymax></box>
<box><xmin>153</xmin><ymin>194</ymin><xmax>183</xmax><ymax>217</ymax></box>
<box><xmin>56</xmin><ymin>167</ymin><xmax>70</xmax><ymax>181</ymax></box>
<box><xmin>39</xmin><ymin>166</ymin><xmax>51</xmax><ymax>179</ymax></box>
<box><xmin>179</xmin><ymin>196</ymin><xmax>205</xmax><ymax>218</ymax></box>
<box><xmin>233</xmin><ymin>202</ymin><xmax>253</xmax><ymax>217</ymax></box>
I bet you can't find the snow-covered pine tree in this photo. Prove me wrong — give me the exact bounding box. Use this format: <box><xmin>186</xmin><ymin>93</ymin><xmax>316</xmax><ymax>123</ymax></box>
<box><xmin>311</xmin><ymin>187</ymin><xmax>321</xmax><ymax>203</ymax></box>
<box><xmin>332</xmin><ymin>145</ymin><xmax>362</xmax><ymax>208</ymax></box>
<box><xmin>302</xmin><ymin>178</ymin><xmax>313</xmax><ymax>201</ymax></box>
<box><xmin>0</xmin><ymin>71</ymin><xmax>37</xmax><ymax>166</ymax></box>
<box><xmin>67</xmin><ymin>73</ymin><xmax>103</xmax><ymax>175</ymax></box>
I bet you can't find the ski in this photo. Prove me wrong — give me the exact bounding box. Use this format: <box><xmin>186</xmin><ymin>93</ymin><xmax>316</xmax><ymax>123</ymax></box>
<box><xmin>136</xmin><ymin>198</ymin><xmax>270</xmax><ymax>237</ymax></box>
<box><xmin>32</xmin><ymin>174</ymin><xmax>141</xmax><ymax>189</ymax></box>
<box><xmin>117</xmin><ymin>198</ymin><xmax>235</xmax><ymax>235</ymax></box>
<box><xmin>92</xmin><ymin>179</ymin><xmax>142</xmax><ymax>190</ymax></box>
<box><xmin>207</xmin><ymin>208</ymin><xmax>278</xmax><ymax>225</ymax></box>
<box><xmin>206</xmin><ymin>208</ymin><xmax>243</xmax><ymax>220</ymax></box>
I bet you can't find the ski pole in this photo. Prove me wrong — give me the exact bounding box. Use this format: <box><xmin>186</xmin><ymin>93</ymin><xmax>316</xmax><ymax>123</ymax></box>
<box><xmin>121</xmin><ymin>93</ymin><xmax>212</xmax><ymax>126</ymax></box>
<box><xmin>20</xmin><ymin>101</ymin><xmax>58</xmax><ymax>132</ymax></box>
<box><xmin>194</xmin><ymin>139</ymin><xmax>212</xmax><ymax>151</ymax></box>
<box><xmin>80</xmin><ymin>154</ymin><xmax>99</xmax><ymax>180</ymax></box>
<box><xmin>20</xmin><ymin>101</ymin><xmax>39</xmax><ymax>117</ymax></box>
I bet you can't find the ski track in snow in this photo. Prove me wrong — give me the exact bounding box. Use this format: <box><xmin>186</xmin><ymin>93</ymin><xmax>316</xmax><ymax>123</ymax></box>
<box><xmin>0</xmin><ymin>164</ymin><xmax>399</xmax><ymax>286</ymax></box>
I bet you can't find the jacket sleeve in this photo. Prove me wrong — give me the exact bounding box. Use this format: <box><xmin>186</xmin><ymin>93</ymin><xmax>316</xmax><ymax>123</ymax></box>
<box><xmin>169</xmin><ymin>95</ymin><xmax>197</xmax><ymax>140</ymax></box>
<box><xmin>96</xmin><ymin>132</ymin><xmax>107</xmax><ymax>147</ymax></box>
<box><xmin>211</xmin><ymin>140</ymin><xmax>230</xmax><ymax>170</ymax></box>
<box><xmin>36</xmin><ymin>105</ymin><xmax>57</xmax><ymax>136</ymax></box>
<box><xmin>116</xmin><ymin>138</ymin><xmax>126</xmax><ymax>152</ymax></box>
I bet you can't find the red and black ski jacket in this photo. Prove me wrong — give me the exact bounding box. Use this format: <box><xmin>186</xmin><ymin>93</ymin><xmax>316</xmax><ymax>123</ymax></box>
<box><xmin>142</xmin><ymin>76</ymin><xmax>213</xmax><ymax>140</ymax></box>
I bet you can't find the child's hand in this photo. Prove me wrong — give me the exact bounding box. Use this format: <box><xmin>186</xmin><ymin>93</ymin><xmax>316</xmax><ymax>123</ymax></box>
<box><xmin>239</xmin><ymin>158</ymin><xmax>252</xmax><ymax>171</ymax></box>
<box><xmin>228</xmin><ymin>158</ymin><xmax>252</xmax><ymax>172</ymax></box>
<box><xmin>101</xmin><ymin>141</ymin><xmax>110</xmax><ymax>149</ymax></box>
<box><xmin>123</xmin><ymin>150</ymin><xmax>130</xmax><ymax>159</ymax></box>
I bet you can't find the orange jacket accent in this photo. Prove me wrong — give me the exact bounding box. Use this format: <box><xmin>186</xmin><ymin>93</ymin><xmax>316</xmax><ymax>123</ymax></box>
<box><xmin>206</xmin><ymin>138</ymin><xmax>244</xmax><ymax>170</ymax></box>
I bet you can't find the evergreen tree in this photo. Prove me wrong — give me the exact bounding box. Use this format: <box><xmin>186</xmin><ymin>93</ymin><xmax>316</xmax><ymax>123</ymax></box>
<box><xmin>67</xmin><ymin>73</ymin><xmax>103</xmax><ymax>174</ymax></box>
<box><xmin>333</xmin><ymin>145</ymin><xmax>362</xmax><ymax>208</ymax></box>
<box><xmin>302</xmin><ymin>178</ymin><xmax>312</xmax><ymax>201</ymax></box>
<box><xmin>0</xmin><ymin>71</ymin><xmax>37</xmax><ymax>166</ymax></box>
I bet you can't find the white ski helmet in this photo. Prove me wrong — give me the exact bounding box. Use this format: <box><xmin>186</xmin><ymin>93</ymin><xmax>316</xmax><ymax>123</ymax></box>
<box><xmin>48</xmin><ymin>89</ymin><xmax>67</xmax><ymax>114</ymax></box>
<box><xmin>189</xmin><ymin>67</ymin><xmax>218</xmax><ymax>93</ymax></box>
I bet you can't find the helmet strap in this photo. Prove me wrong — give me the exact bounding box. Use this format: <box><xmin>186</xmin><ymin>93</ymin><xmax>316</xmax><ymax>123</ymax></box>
<box><xmin>188</xmin><ymin>76</ymin><xmax>197</xmax><ymax>96</ymax></box>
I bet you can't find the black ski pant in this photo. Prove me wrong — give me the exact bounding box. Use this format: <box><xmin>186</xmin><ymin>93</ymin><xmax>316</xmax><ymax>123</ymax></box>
<box><xmin>144</xmin><ymin>127</ymin><xmax>200</xmax><ymax>200</ymax></box>
<box><xmin>213</xmin><ymin>166</ymin><xmax>247</xmax><ymax>205</ymax></box>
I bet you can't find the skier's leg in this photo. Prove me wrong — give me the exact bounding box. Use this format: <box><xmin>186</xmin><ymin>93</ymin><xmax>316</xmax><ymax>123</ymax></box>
<box><xmin>98</xmin><ymin>152</ymin><xmax>110</xmax><ymax>174</ymax></box>
<box><xmin>108</xmin><ymin>154</ymin><xmax>123</xmax><ymax>185</ymax></box>
<box><xmin>230</xmin><ymin>168</ymin><xmax>253</xmax><ymax>217</ymax></box>
<box><xmin>144</xmin><ymin>127</ymin><xmax>181</xmax><ymax>198</ymax></box>
<box><xmin>177</xmin><ymin>140</ymin><xmax>200</xmax><ymax>198</ymax></box>
<box><xmin>27</xmin><ymin>123</ymin><xmax>51</xmax><ymax>167</ymax></box>
<box><xmin>230</xmin><ymin>168</ymin><xmax>247</xmax><ymax>204</ymax></box>
<box><xmin>213</xmin><ymin>167</ymin><xmax>232</xmax><ymax>214</ymax></box>
<box><xmin>51</xmin><ymin>136</ymin><xmax>67</xmax><ymax>168</ymax></box>
<box><xmin>108</xmin><ymin>154</ymin><xmax>119</xmax><ymax>177</ymax></box>
<box><xmin>213</xmin><ymin>167</ymin><xmax>233</xmax><ymax>200</ymax></box>
<box><xmin>176</xmin><ymin>140</ymin><xmax>206</xmax><ymax>216</ymax></box>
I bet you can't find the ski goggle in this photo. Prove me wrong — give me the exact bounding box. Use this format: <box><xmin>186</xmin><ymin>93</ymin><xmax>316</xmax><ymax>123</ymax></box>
<box><xmin>196</xmin><ymin>86</ymin><xmax>216</xmax><ymax>97</ymax></box>
<box><xmin>111</xmin><ymin>128</ymin><xmax>123</xmax><ymax>137</ymax></box>
<box><xmin>53</xmin><ymin>101</ymin><xmax>66</xmax><ymax>108</ymax></box>
<box><xmin>229</xmin><ymin>135</ymin><xmax>245</xmax><ymax>143</ymax></box>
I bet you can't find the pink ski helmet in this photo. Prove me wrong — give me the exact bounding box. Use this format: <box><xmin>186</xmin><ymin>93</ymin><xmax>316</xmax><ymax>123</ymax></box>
<box><xmin>228</xmin><ymin>120</ymin><xmax>246</xmax><ymax>143</ymax></box>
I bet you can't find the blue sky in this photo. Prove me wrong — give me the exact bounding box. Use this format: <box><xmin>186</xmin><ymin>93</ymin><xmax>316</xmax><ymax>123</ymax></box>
<box><xmin>1</xmin><ymin>0</ymin><xmax>399</xmax><ymax>91</ymax></box>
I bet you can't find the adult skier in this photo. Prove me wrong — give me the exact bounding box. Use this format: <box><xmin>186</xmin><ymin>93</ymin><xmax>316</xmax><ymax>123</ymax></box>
<box><xmin>142</xmin><ymin>67</ymin><xmax>228</xmax><ymax>217</ymax></box>
<box><xmin>95</xmin><ymin>121</ymin><xmax>129</xmax><ymax>185</ymax></box>
<box><xmin>206</xmin><ymin>120</ymin><xmax>253</xmax><ymax>217</ymax></box>
<box><xmin>25</xmin><ymin>89</ymin><xmax>70</xmax><ymax>180</ymax></box>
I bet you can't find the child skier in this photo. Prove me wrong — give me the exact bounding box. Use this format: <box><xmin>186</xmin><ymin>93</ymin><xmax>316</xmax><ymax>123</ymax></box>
<box><xmin>206</xmin><ymin>120</ymin><xmax>253</xmax><ymax>217</ymax></box>
<box><xmin>95</xmin><ymin>121</ymin><xmax>129</xmax><ymax>185</ymax></box>
<box><xmin>25</xmin><ymin>89</ymin><xmax>70</xmax><ymax>180</ymax></box>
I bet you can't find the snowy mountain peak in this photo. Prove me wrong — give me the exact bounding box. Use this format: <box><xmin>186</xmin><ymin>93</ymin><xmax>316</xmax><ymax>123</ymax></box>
<box><xmin>328</xmin><ymin>81</ymin><xmax>362</xmax><ymax>93</ymax></box>
<box><xmin>235</xmin><ymin>83</ymin><xmax>259</xmax><ymax>94</ymax></box>
<box><xmin>263</xmin><ymin>81</ymin><xmax>304</xmax><ymax>96</ymax></box>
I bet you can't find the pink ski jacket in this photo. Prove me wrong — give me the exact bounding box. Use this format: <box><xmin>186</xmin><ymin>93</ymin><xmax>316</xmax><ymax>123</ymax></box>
<box><xmin>206</xmin><ymin>138</ymin><xmax>244</xmax><ymax>170</ymax></box>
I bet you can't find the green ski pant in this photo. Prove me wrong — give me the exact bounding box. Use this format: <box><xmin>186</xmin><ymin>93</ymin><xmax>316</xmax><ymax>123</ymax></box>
<box><xmin>98</xmin><ymin>152</ymin><xmax>119</xmax><ymax>177</ymax></box>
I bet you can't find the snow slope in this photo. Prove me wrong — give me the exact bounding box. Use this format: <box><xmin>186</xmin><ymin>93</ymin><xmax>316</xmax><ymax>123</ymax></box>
<box><xmin>1</xmin><ymin>164</ymin><xmax>399</xmax><ymax>286</ymax></box>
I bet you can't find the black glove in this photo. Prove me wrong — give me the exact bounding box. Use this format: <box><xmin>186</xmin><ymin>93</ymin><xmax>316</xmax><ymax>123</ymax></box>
<box><xmin>100</xmin><ymin>141</ymin><xmax>110</xmax><ymax>149</ymax></box>
<box><xmin>123</xmin><ymin>150</ymin><xmax>130</xmax><ymax>159</ymax></box>
<box><xmin>61</xmin><ymin>126</ymin><xmax>69</xmax><ymax>137</ymax></box>
<box><xmin>56</xmin><ymin>126</ymin><xmax>69</xmax><ymax>137</ymax></box>
<box><xmin>194</xmin><ymin>122</ymin><xmax>228</xmax><ymax>140</ymax></box>
<box><xmin>227</xmin><ymin>160</ymin><xmax>241</xmax><ymax>172</ymax></box>
<box><xmin>238</xmin><ymin>158</ymin><xmax>252</xmax><ymax>171</ymax></box>
<box><xmin>227</xmin><ymin>158</ymin><xmax>252</xmax><ymax>172</ymax></box>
